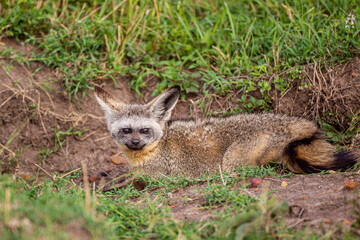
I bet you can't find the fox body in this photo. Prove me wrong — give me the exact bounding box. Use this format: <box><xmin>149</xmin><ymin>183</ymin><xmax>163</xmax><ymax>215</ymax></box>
<box><xmin>95</xmin><ymin>85</ymin><xmax>357</xmax><ymax>178</ymax></box>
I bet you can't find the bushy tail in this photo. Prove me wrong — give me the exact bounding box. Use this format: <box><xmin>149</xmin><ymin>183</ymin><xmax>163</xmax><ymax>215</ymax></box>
<box><xmin>284</xmin><ymin>132</ymin><xmax>358</xmax><ymax>173</ymax></box>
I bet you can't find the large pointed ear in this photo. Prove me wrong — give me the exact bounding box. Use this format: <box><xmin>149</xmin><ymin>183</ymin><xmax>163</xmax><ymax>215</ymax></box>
<box><xmin>94</xmin><ymin>86</ymin><xmax>124</xmax><ymax>115</ymax></box>
<box><xmin>147</xmin><ymin>85</ymin><xmax>180</xmax><ymax>121</ymax></box>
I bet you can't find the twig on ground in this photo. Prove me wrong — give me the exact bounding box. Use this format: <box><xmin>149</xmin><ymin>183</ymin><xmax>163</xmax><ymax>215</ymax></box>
<box><xmin>99</xmin><ymin>172</ymin><xmax>132</xmax><ymax>192</ymax></box>
<box><xmin>0</xmin><ymin>110</ymin><xmax>37</xmax><ymax>156</ymax></box>
<box><xmin>241</xmin><ymin>188</ymin><xmax>258</xmax><ymax>198</ymax></box>
<box><xmin>79</xmin><ymin>131</ymin><xmax>97</xmax><ymax>142</ymax></box>
<box><xmin>288</xmin><ymin>218</ymin><xmax>306</xmax><ymax>228</ymax></box>
<box><xmin>0</xmin><ymin>91</ymin><xmax>17</xmax><ymax>108</ymax></box>
<box><xmin>0</xmin><ymin>143</ymin><xmax>15</xmax><ymax>156</ymax></box>
<box><xmin>59</xmin><ymin>167</ymin><xmax>81</xmax><ymax>179</ymax></box>
<box><xmin>94</xmin><ymin>135</ymin><xmax>111</xmax><ymax>142</ymax></box>
<box><xmin>34</xmin><ymin>163</ymin><xmax>54</xmax><ymax>180</ymax></box>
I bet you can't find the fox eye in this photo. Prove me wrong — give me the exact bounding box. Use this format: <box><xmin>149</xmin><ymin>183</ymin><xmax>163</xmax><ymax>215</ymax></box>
<box><xmin>122</xmin><ymin>128</ymin><xmax>132</xmax><ymax>134</ymax></box>
<box><xmin>140</xmin><ymin>128</ymin><xmax>150</xmax><ymax>134</ymax></box>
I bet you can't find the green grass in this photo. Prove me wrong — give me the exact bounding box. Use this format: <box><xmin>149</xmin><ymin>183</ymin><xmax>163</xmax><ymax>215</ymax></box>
<box><xmin>0</xmin><ymin>166</ymin><xmax>359</xmax><ymax>239</ymax></box>
<box><xmin>321</xmin><ymin>113</ymin><xmax>360</xmax><ymax>149</ymax></box>
<box><xmin>1</xmin><ymin>166</ymin><xmax>359</xmax><ymax>239</ymax></box>
<box><xmin>0</xmin><ymin>174</ymin><xmax>115</xmax><ymax>240</ymax></box>
<box><xmin>0</xmin><ymin>167</ymin><xmax>300</xmax><ymax>239</ymax></box>
<box><xmin>1</xmin><ymin>0</ymin><xmax>359</xmax><ymax>104</ymax></box>
<box><xmin>1</xmin><ymin>1</ymin><xmax>360</xmax><ymax>239</ymax></box>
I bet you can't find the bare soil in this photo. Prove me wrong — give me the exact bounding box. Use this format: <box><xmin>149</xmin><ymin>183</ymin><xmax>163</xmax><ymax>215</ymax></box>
<box><xmin>1</xmin><ymin>38</ymin><xmax>360</xmax><ymax>231</ymax></box>
<box><xmin>144</xmin><ymin>173</ymin><xmax>360</xmax><ymax>229</ymax></box>
<box><xmin>275</xmin><ymin>56</ymin><xmax>360</xmax><ymax>129</ymax></box>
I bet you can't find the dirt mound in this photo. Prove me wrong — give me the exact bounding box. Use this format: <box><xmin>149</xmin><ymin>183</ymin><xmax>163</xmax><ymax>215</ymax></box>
<box><xmin>275</xmin><ymin>56</ymin><xmax>360</xmax><ymax>129</ymax></box>
<box><xmin>0</xmin><ymin>39</ymin><xmax>132</xmax><ymax>180</ymax></box>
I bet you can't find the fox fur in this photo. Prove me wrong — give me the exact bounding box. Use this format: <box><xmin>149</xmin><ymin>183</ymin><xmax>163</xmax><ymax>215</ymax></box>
<box><xmin>95</xmin><ymin>85</ymin><xmax>358</xmax><ymax>178</ymax></box>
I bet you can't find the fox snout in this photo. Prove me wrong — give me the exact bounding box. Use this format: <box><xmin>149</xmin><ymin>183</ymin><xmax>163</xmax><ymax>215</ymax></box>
<box><xmin>125</xmin><ymin>132</ymin><xmax>146</xmax><ymax>150</ymax></box>
<box><xmin>126</xmin><ymin>138</ymin><xmax>145</xmax><ymax>150</ymax></box>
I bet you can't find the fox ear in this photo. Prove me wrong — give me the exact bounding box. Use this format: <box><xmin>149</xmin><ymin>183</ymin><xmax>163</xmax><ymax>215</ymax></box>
<box><xmin>147</xmin><ymin>85</ymin><xmax>180</xmax><ymax>121</ymax></box>
<box><xmin>94</xmin><ymin>86</ymin><xmax>124</xmax><ymax>115</ymax></box>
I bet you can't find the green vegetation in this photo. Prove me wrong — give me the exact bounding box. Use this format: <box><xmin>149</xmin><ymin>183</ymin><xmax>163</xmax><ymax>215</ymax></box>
<box><xmin>0</xmin><ymin>174</ymin><xmax>115</xmax><ymax>239</ymax></box>
<box><xmin>38</xmin><ymin>127</ymin><xmax>85</xmax><ymax>160</ymax></box>
<box><xmin>322</xmin><ymin>112</ymin><xmax>360</xmax><ymax>149</ymax></box>
<box><xmin>1</xmin><ymin>0</ymin><xmax>359</xmax><ymax>104</ymax></box>
<box><xmin>1</xmin><ymin>165</ymin><xmax>359</xmax><ymax>239</ymax></box>
<box><xmin>1</xmin><ymin>0</ymin><xmax>360</xmax><ymax>239</ymax></box>
<box><xmin>0</xmin><ymin>167</ymin><xmax>302</xmax><ymax>239</ymax></box>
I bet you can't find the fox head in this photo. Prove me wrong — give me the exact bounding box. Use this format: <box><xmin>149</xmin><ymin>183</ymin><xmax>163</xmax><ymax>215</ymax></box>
<box><xmin>94</xmin><ymin>85</ymin><xmax>180</xmax><ymax>151</ymax></box>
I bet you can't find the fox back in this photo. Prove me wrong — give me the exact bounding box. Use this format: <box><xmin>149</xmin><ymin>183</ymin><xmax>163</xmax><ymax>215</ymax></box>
<box><xmin>95</xmin><ymin>85</ymin><xmax>358</xmax><ymax>178</ymax></box>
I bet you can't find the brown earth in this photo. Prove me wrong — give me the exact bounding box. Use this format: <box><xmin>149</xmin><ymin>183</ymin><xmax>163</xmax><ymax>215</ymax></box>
<box><xmin>275</xmin><ymin>55</ymin><xmax>360</xmax><ymax>129</ymax></box>
<box><xmin>0</xmin><ymin>38</ymin><xmax>360</xmax><ymax>232</ymax></box>
<box><xmin>142</xmin><ymin>173</ymin><xmax>360</xmax><ymax>231</ymax></box>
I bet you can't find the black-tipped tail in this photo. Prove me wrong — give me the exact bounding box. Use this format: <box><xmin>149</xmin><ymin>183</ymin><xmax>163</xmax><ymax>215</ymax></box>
<box><xmin>284</xmin><ymin>136</ymin><xmax>358</xmax><ymax>173</ymax></box>
<box><xmin>284</xmin><ymin>136</ymin><xmax>320</xmax><ymax>173</ymax></box>
<box><xmin>331</xmin><ymin>151</ymin><xmax>358</xmax><ymax>171</ymax></box>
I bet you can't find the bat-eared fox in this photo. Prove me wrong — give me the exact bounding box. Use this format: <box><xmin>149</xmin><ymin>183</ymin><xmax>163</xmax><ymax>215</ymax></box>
<box><xmin>95</xmin><ymin>85</ymin><xmax>358</xmax><ymax>178</ymax></box>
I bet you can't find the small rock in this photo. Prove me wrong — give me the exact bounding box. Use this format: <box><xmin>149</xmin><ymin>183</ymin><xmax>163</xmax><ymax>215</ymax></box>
<box><xmin>111</xmin><ymin>155</ymin><xmax>127</xmax><ymax>165</ymax></box>
<box><xmin>344</xmin><ymin>180</ymin><xmax>359</xmax><ymax>190</ymax></box>
<box><xmin>89</xmin><ymin>175</ymin><xmax>98</xmax><ymax>182</ymax></box>
<box><xmin>251</xmin><ymin>178</ymin><xmax>263</xmax><ymax>187</ymax></box>
<box><xmin>281</xmin><ymin>181</ymin><xmax>288</xmax><ymax>187</ymax></box>
<box><xmin>324</xmin><ymin>219</ymin><xmax>331</xmax><ymax>224</ymax></box>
